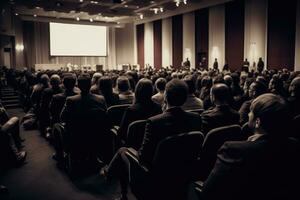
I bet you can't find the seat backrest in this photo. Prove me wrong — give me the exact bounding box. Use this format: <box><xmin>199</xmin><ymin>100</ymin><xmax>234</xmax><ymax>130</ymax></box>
<box><xmin>152</xmin><ymin>131</ymin><xmax>204</xmax><ymax>179</ymax></box>
<box><xmin>292</xmin><ymin>115</ymin><xmax>300</xmax><ymax>139</ymax></box>
<box><xmin>187</xmin><ymin>109</ymin><xmax>204</xmax><ymax>115</ymax></box>
<box><xmin>107</xmin><ymin>104</ymin><xmax>130</xmax><ymax>127</ymax></box>
<box><xmin>200</xmin><ymin>124</ymin><xmax>243</xmax><ymax>180</ymax></box>
<box><xmin>241</xmin><ymin>122</ymin><xmax>254</xmax><ymax>139</ymax></box>
<box><xmin>126</xmin><ymin>120</ymin><xmax>147</xmax><ymax>149</ymax></box>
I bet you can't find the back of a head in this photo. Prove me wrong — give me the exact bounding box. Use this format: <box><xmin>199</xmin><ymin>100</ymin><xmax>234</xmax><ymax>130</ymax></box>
<box><xmin>78</xmin><ymin>73</ymin><xmax>91</xmax><ymax>94</ymax></box>
<box><xmin>211</xmin><ymin>83</ymin><xmax>231</xmax><ymax>104</ymax></box>
<box><xmin>155</xmin><ymin>78</ymin><xmax>167</xmax><ymax>92</ymax></box>
<box><xmin>201</xmin><ymin>76</ymin><xmax>212</xmax><ymax>88</ymax></box>
<box><xmin>134</xmin><ymin>78</ymin><xmax>153</xmax><ymax>104</ymax></box>
<box><xmin>99</xmin><ymin>76</ymin><xmax>113</xmax><ymax>95</ymax></box>
<box><xmin>290</xmin><ymin>76</ymin><xmax>300</xmax><ymax>97</ymax></box>
<box><xmin>250</xmin><ymin>93</ymin><xmax>290</xmax><ymax>135</ymax></box>
<box><xmin>117</xmin><ymin>76</ymin><xmax>130</xmax><ymax>92</ymax></box>
<box><xmin>165</xmin><ymin>79</ymin><xmax>188</xmax><ymax>107</ymax></box>
<box><xmin>91</xmin><ymin>72</ymin><xmax>102</xmax><ymax>85</ymax></box>
<box><xmin>183</xmin><ymin>75</ymin><xmax>196</xmax><ymax>94</ymax></box>
<box><xmin>224</xmin><ymin>75</ymin><xmax>233</xmax><ymax>87</ymax></box>
<box><xmin>50</xmin><ymin>74</ymin><xmax>61</xmax><ymax>87</ymax></box>
<box><xmin>231</xmin><ymin>73</ymin><xmax>240</xmax><ymax>85</ymax></box>
<box><xmin>63</xmin><ymin>74</ymin><xmax>76</xmax><ymax>90</ymax></box>
<box><xmin>40</xmin><ymin>74</ymin><xmax>50</xmax><ymax>86</ymax></box>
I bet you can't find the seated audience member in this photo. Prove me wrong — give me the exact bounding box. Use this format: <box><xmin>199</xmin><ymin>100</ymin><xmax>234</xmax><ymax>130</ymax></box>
<box><xmin>201</xmin><ymin>84</ymin><xmax>240</xmax><ymax>134</ymax></box>
<box><xmin>118</xmin><ymin>78</ymin><xmax>162</xmax><ymax>144</ymax></box>
<box><xmin>50</xmin><ymin>74</ymin><xmax>77</xmax><ymax>125</ymax></box>
<box><xmin>98</xmin><ymin>76</ymin><xmax>119</xmax><ymax>107</ymax></box>
<box><xmin>199</xmin><ymin>76</ymin><xmax>213</xmax><ymax>110</ymax></box>
<box><xmin>200</xmin><ymin>94</ymin><xmax>300</xmax><ymax>200</ymax></box>
<box><xmin>116</xmin><ymin>76</ymin><xmax>134</xmax><ymax>105</ymax></box>
<box><xmin>55</xmin><ymin>74</ymin><xmax>107</xmax><ymax>164</ymax></box>
<box><xmin>239</xmin><ymin>81</ymin><xmax>268</xmax><ymax>125</ymax></box>
<box><xmin>0</xmin><ymin>117</ymin><xmax>26</xmax><ymax>167</ymax></box>
<box><xmin>101</xmin><ymin>79</ymin><xmax>202</xmax><ymax>200</ymax></box>
<box><xmin>39</xmin><ymin>74</ymin><xmax>63</xmax><ymax>136</ymax></box>
<box><xmin>269</xmin><ymin>74</ymin><xmax>288</xmax><ymax>98</ymax></box>
<box><xmin>30</xmin><ymin>74</ymin><xmax>50</xmax><ymax>114</ymax></box>
<box><xmin>288</xmin><ymin>76</ymin><xmax>300</xmax><ymax>117</ymax></box>
<box><xmin>231</xmin><ymin>73</ymin><xmax>244</xmax><ymax>109</ymax></box>
<box><xmin>151</xmin><ymin>77</ymin><xmax>166</xmax><ymax>106</ymax></box>
<box><xmin>90</xmin><ymin>72</ymin><xmax>102</xmax><ymax>94</ymax></box>
<box><xmin>181</xmin><ymin>75</ymin><xmax>203</xmax><ymax>111</ymax></box>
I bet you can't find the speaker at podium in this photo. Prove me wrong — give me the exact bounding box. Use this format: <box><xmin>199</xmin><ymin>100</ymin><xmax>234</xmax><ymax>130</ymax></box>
<box><xmin>96</xmin><ymin>65</ymin><xmax>103</xmax><ymax>72</ymax></box>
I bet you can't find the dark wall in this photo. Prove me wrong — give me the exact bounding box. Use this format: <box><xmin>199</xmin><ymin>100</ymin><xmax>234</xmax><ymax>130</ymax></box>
<box><xmin>136</xmin><ymin>24</ymin><xmax>145</xmax><ymax>69</ymax></box>
<box><xmin>225</xmin><ymin>0</ymin><xmax>245</xmax><ymax>71</ymax></box>
<box><xmin>267</xmin><ymin>0</ymin><xmax>297</xmax><ymax>70</ymax></box>
<box><xmin>153</xmin><ymin>20</ymin><xmax>162</xmax><ymax>69</ymax></box>
<box><xmin>172</xmin><ymin>14</ymin><xmax>183</xmax><ymax>68</ymax></box>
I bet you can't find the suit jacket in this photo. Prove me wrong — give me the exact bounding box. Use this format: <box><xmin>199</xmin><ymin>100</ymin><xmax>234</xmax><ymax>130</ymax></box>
<box><xmin>49</xmin><ymin>90</ymin><xmax>77</xmax><ymax>124</ymax></box>
<box><xmin>239</xmin><ymin>99</ymin><xmax>252</xmax><ymax>125</ymax></box>
<box><xmin>138</xmin><ymin>107</ymin><xmax>202</xmax><ymax>168</ymax></box>
<box><xmin>201</xmin><ymin>105</ymin><xmax>240</xmax><ymax>134</ymax></box>
<box><xmin>288</xmin><ymin>96</ymin><xmax>300</xmax><ymax>118</ymax></box>
<box><xmin>118</xmin><ymin>101</ymin><xmax>162</xmax><ymax>142</ymax></box>
<box><xmin>201</xmin><ymin>135</ymin><xmax>300</xmax><ymax>200</ymax></box>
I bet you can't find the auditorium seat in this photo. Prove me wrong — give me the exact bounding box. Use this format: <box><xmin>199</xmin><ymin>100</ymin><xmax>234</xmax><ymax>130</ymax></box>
<box><xmin>187</xmin><ymin>109</ymin><xmax>204</xmax><ymax>115</ymax></box>
<box><xmin>126</xmin><ymin>119</ymin><xmax>147</xmax><ymax>150</ymax></box>
<box><xmin>127</xmin><ymin>131</ymin><xmax>204</xmax><ymax>200</ymax></box>
<box><xmin>107</xmin><ymin>104</ymin><xmax>131</xmax><ymax>129</ymax></box>
<box><xmin>198</xmin><ymin>125</ymin><xmax>244</xmax><ymax>181</ymax></box>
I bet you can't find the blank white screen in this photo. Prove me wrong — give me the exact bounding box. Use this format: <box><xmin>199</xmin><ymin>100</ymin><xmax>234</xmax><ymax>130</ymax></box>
<box><xmin>49</xmin><ymin>22</ymin><xmax>107</xmax><ymax>56</ymax></box>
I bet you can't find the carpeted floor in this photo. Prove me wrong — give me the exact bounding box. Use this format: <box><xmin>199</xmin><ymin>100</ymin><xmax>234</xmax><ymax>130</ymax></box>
<box><xmin>0</xmin><ymin>108</ymin><xmax>137</xmax><ymax>200</ymax></box>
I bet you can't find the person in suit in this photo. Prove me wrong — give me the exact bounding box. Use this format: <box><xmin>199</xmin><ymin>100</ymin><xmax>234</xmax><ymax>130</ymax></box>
<box><xmin>213</xmin><ymin>58</ymin><xmax>218</xmax><ymax>71</ymax></box>
<box><xmin>117</xmin><ymin>78</ymin><xmax>162</xmax><ymax>144</ymax></box>
<box><xmin>257</xmin><ymin>57</ymin><xmax>264</xmax><ymax>73</ymax></box>
<box><xmin>288</xmin><ymin>76</ymin><xmax>300</xmax><ymax>117</ymax></box>
<box><xmin>199</xmin><ymin>76</ymin><xmax>213</xmax><ymax>110</ymax></box>
<box><xmin>116</xmin><ymin>76</ymin><xmax>134</xmax><ymax>105</ymax></box>
<box><xmin>239</xmin><ymin>81</ymin><xmax>268</xmax><ymax>125</ymax></box>
<box><xmin>39</xmin><ymin>74</ymin><xmax>63</xmax><ymax>137</ymax></box>
<box><xmin>151</xmin><ymin>78</ymin><xmax>166</xmax><ymax>106</ymax></box>
<box><xmin>101</xmin><ymin>79</ymin><xmax>202</xmax><ymax>200</ymax></box>
<box><xmin>201</xmin><ymin>83</ymin><xmax>240</xmax><ymax>134</ymax></box>
<box><xmin>98</xmin><ymin>76</ymin><xmax>119</xmax><ymax>107</ymax></box>
<box><xmin>200</xmin><ymin>93</ymin><xmax>300</xmax><ymax>200</ymax></box>
<box><xmin>181</xmin><ymin>75</ymin><xmax>203</xmax><ymax>111</ymax></box>
<box><xmin>90</xmin><ymin>72</ymin><xmax>102</xmax><ymax>94</ymax></box>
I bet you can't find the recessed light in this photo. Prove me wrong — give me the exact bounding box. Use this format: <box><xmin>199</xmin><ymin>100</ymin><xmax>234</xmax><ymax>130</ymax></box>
<box><xmin>139</xmin><ymin>14</ymin><xmax>143</xmax><ymax>19</ymax></box>
<box><xmin>124</xmin><ymin>5</ymin><xmax>128</xmax><ymax>7</ymax></box>
<box><xmin>150</xmin><ymin>1</ymin><xmax>155</xmax><ymax>4</ymax></box>
<box><xmin>35</xmin><ymin>6</ymin><xmax>40</xmax><ymax>9</ymax></box>
<box><xmin>76</xmin><ymin>17</ymin><xmax>80</xmax><ymax>21</ymax></box>
<box><xmin>160</xmin><ymin>7</ymin><xmax>164</xmax><ymax>12</ymax></box>
<box><xmin>90</xmin><ymin>18</ymin><xmax>93</xmax><ymax>22</ymax></box>
<box><xmin>15</xmin><ymin>13</ymin><xmax>18</xmax><ymax>16</ymax></box>
<box><xmin>79</xmin><ymin>0</ymin><xmax>83</xmax><ymax>2</ymax></box>
<box><xmin>33</xmin><ymin>14</ymin><xmax>37</xmax><ymax>17</ymax></box>
<box><xmin>98</xmin><ymin>13</ymin><xmax>102</xmax><ymax>15</ymax></box>
<box><xmin>117</xmin><ymin>21</ymin><xmax>120</xmax><ymax>24</ymax></box>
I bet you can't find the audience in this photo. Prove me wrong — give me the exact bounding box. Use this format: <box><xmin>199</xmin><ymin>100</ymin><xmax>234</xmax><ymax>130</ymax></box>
<box><xmin>181</xmin><ymin>75</ymin><xmax>203</xmax><ymax>111</ymax></box>
<box><xmin>98</xmin><ymin>76</ymin><xmax>119</xmax><ymax>107</ymax></box>
<box><xmin>116</xmin><ymin>76</ymin><xmax>134</xmax><ymax>105</ymax></box>
<box><xmin>151</xmin><ymin>77</ymin><xmax>166</xmax><ymax>106</ymax></box>
<box><xmin>200</xmin><ymin>94</ymin><xmax>300</xmax><ymax>200</ymax></box>
<box><xmin>288</xmin><ymin>76</ymin><xmax>300</xmax><ymax>117</ymax></box>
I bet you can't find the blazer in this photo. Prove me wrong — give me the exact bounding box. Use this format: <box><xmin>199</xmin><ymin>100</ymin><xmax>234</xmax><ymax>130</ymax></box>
<box><xmin>201</xmin><ymin>105</ymin><xmax>240</xmax><ymax>134</ymax></box>
<box><xmin>138</xmin><ymin>107</ymin><xmax>202</xmax><ymax>168</ymax></box>
<box><xmin>201</xmin><ymin>135</ymin><xmax>300</xmax><ymax>200</ymax></box>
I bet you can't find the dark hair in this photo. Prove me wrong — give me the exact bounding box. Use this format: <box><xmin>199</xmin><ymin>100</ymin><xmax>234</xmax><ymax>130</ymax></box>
<box><xmin>63</xmin><ymin>75</ymin><xmax>76</xmax><ymax>90</ymax></box>
<box><xmin>155</xmin><ymin>78</ymin><xmax>166</xmax><ymax>92</ymax></box>
<box><xmin>224</xmin><ymin>75</ymin><xmax>233</xmax><ymax>88</ymax></box>
<box><xmin>250</xmin><ymin>93</ymin><xmax>290</xmax><ymax>135</ymax></box>
<box><xmin>250</xmin><ymin>81</ymin><xmax>268</xmax><ymax>98</ymax></box>
<box><xmin>183</xmin><ymin>75</ymin><xmax>196</xmax><ymax>94</ymax></box>
<box><xmin>290</xmin><ymin>76</ymin><xmax>300</xmax><ymax>97</ymax></box>
<box><xmin>50</xmin><ymin>74</ymin><xmax>61</xmax><ymax>87</ymax></box>
<box><xmin>134</xmin><ymin>78</ymin><xmax>153</xmax><ymax>104</ymax></box>
<box><xmin>99</xmin><ymin>76</ymin><xmax>113</xmax><ymax>95</ymax></box>
<box><xmin>40</xmin><ymin>74</ymin><xmax>49</xmax><ymax>86</ymax></box>
<box><xmin>165</xmin><ymin>79</ymin><xmax>188</xmax><ymax>107</ymax></box>
<box><xmin>211</xmin><ymin>83</ymin><xmax>231</xmax><ymax>104</ymax></box>
<box><xmin>78</xmin><ymin>73</ymin><xmax>91</xmax><ymax>94</ymax></box>
<box><xmin>117</xmin><ymin>76</ymin><xmax>130</xmax><ymax>92</ymax></box>
<box><xmin>201</xmin><ymin>76</ymin><xmax>213</xmax><ymax>88</ymax></box>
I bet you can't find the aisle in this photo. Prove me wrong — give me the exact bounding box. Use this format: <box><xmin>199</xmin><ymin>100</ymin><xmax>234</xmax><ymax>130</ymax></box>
<box><xmin>0</xmin><ymin>108</ymin><xmax>136</xmax><ymax>200</ymax></box>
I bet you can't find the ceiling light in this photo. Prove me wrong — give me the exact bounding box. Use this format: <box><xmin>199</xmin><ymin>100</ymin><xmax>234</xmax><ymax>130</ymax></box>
<box><xmin>90</xmin><ymin>18</ymin><xmax>93</xmax><ymax>22</ymax></box>
<box><xmin>33</xmin><ymin>14</ymin><xmax>37</xmax><ymax>17</ymax></box>
<box><xmin>154</xmin><ymin>8</ymin><xmax>158</xmax><ymax>14</ymax></box>
<box><xmin>139</xmin><ymin>14</ymin><xmax>143</xmax><ymax>19</ymax></box>
<box><xmin>79</xmin><ymin>0</ymin><xmax>83</xmax><ymax>2</ymax></box>
<box><xmin>150</xmin><ymin>1</ymin><xmax>155</xmax><ymax>4</ymax></box>
<box><xmin>76</xmin><ymin>17</ymin><xmax>80</xmax><ymax>21</ymax></box>
<box><xmin>124</xmin><ymin>5</ymin><xmax>128</xmax><ymax>7</ymax></box>
<box><xmin>160</xmin><ymin>7</ymin><xmax>163</xmax><ymax>12</ymax></box>
<box><xmin>98</xmin><ymin>13</ymin><xmax>102</xmax><ymax>15</ymax></box>
<box><xmin>183</xmin><ymin>0</ymin><xmax>187</xmax><ymax>4</ymax></box>
<box><xmin>35</xmin><ymin>6</ymin><xmax>40</xmax><ymax>9</ymax></box>
<box><xmin>104</xmin><ymin>16</ymin><xmax>108</xmax><ymax>19</ymax></box>
<box><xmin>15</xmin><ymin>13</ymin><xmax>18</xmax><ymax>16</ymax></box>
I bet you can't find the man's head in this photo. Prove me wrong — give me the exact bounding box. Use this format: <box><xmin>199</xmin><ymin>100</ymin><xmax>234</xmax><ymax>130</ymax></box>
<box><xmin>78</xmin><ymin>73</ymin><xmax>91</xmax><ymax>94</ymax></box>
<box><xmin>50</xmin><ymin>74</ymin><xmax>61</xmax><ymax>88</ymax></box>
<box><xmin>248</xmin><ymin>93</ymin><xmax>290</xmax><ymax>135</ymax></box>
<box><xmin>40</xmin><ymin>74</ymin><xmax>49</xmax><ymax>86</ymax></box>
<box><xmin>248</xmin><ymin>81</ymin><xmax>268</xmax><ymax>99</ymax></box>
<box><xmin>183</xmin><ymin>75</ymin><xmax>196</xmax><ymax>94</ymax></box>
<box><xmin>117</xmin><ymin>76</ymin><xmax>131</xmax><ymax>93</ymax></box>
<box><xmin>134</xmin><ymin>78</ymin><xmax>153</xmax><ymax>104</ymax></box>
<box><xmin>289</xmin><ymin>77</ymin><xmax>300</xmax><ymax>97</ymax></box>
<box><xmin>224</xmin><ymin>75</ymin><xmax>233</xmax><ymax>87</ymax></box>
<box><xmin>155</xmin><ymin>78</ymin><xmax>166</xmax><ymax>93</ymax></box>
<box><xmin>63</xmin><ymin>74</ymin><xmax>76</xmax><ymax>91</ymax></box>
<box><xmin>210</xmin><ymin>83</ymin><xmax>231</xmax><ymax>105</ymax></box>
<box><xmin>164</xmin><ymin>79</ymin><xmax>188</xmax><ymax>107</ymax></box>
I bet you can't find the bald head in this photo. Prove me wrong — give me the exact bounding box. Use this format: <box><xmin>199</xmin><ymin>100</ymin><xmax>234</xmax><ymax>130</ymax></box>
<box><xmin>210</xmin><ymin>83</ymin><xmax>231</xmax><ymax>105</ymax></box>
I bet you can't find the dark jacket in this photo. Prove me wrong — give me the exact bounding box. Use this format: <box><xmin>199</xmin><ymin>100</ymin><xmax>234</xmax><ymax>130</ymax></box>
<box><xmin>201</xmin><ymin>135</ymin><xmax>300</xmax><ymax>200</ymax></box>
<box><xmin>201</xmin><ymin>105</ymin><xmax>240</xmax><ymax>134</ymax></box>
<box><xmin>138</xmin><ymin>107</ymin><xmax>202</xmax><ymax>168</ymax></box>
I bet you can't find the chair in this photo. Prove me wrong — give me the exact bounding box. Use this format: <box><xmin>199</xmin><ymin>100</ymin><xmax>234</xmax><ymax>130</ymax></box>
<box><xmin>128</xmin><ymin>131</ymin><xmax>204</xmax><ymax>200</ymax></box>
<box><xmin>291</xmin><ymin>115</ymin><xmax>300</xmax><ymax>140</ymax></box>
<box><xmin>107</xmin><ymin>104</ymin><xmax>130</xmax><ymax>128</ymax></box>
<box><xmin>198</xmin><ymin>125</ymin><xmax>244</xmax><ymax>181</ymax></box>
<box><xmin>126</xmin><ymin>120</ymin><xmax>147</xmax><ymax>150</ymax></box>
<box><xmin>241</xmin><ymin>122</ymin><xmax>254</xmax><ymax>139</ymax></box>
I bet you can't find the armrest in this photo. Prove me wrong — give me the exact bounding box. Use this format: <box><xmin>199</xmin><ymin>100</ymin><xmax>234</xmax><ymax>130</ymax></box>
<box><xmin>110</xmin><ymin>126</ymin><xmax>120</xmax><ymax>136</ymax></box>
<box><xmin>1</xmin><ymin>117</ymin><xmax>19</xmax><ymax>133</ymax></box>
<box><xmin>194</xmin><ymin>181</ymin><xmax>204</xmax><ymax>194</ymax></box>
<box><xmin>126</xmin><ymin>147</ymin><xmax>149</xmax><ymax>173</ymax></box>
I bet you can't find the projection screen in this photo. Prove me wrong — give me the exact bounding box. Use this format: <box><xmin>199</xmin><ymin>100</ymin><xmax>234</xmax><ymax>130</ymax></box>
<box><xmin>49</xmin><ymin>22</ymin><xmax>107</xmax><ymax>56</ymax></box>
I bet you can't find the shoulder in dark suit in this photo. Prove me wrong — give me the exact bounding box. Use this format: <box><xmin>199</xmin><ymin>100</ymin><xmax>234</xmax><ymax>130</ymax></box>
<box><xmin>201</xmin><ymin>136</ymin><xmax>300</xmax><ymax>200</ymax></box>
<box><xmin>138</xmin><ymin>107</ymin><xmax>202</xmax><ymax>168</ymax></box>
